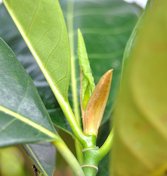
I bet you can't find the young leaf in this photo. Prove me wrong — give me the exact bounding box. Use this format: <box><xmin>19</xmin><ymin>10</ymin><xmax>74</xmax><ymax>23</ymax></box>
<box><xmin>0</xmin><ymin>38</ymin><xmax>57</xmax><ymax>146</ymax></box>
<box><xmin>78</xmin><ymin>29</ymin><xmax>95</xmax><ymax>110</ymax></box>
<box><xmin>3</xmin><ymin>0</ymin><xmax>71</xmax><ymax>103</ymax></box>
<box><xmin>83</xmin><ymin>70</ymin><xmax>113</xmax><ymax>136</ymax></box>
<box><xmin>112</xmin><ymin>0</ymin><xmax>167</xmax><ymax>175</ymax></box>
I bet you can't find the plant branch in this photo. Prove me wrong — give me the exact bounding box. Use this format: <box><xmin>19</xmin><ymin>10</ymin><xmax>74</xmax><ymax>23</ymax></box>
<box><xmin>81</xmin><ymin>130</ymin><xmax>113</xmax><ymax>176</ymax></box>
<box><xmin>97</xmin><ymin>130</ymin><xmax>113</xmax><ymax>161</ymax></box>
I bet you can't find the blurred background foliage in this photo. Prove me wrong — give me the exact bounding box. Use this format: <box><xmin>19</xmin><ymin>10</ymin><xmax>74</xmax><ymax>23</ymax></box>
<box><xmin>0</xmin><ymin>0</ymin><xmax>142</xmax><ymax>175</ymax></box>
<box><xmin>0</xmin><ymin>147</ymin><xmax>33</xmax><ymax>176</ymax></box>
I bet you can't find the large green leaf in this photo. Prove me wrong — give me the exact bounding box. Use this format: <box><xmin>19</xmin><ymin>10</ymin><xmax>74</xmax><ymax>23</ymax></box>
<box><xmin>0</xmin><ymin>1</ymin><xmax>73</xmax><ymax>135</ymax></box>
<box><xmin>0</xmin><ymin>4</ymin><xmax>57</xmax><ymax>112</ymax></box>
<box><xmin>3</xmin><ymin>0</ymin><xmax>71</xmax><ymax>102</ymax></box>
<box><xmin>0</xmin><ymin>38</ymin><xmax>57</xmax><ymax>146</ymax></box>
<box><xmin>112</xmin><ymin>0</ymin><xmax>167</xmax><ymax>175</ymax></box>
<box><xmin>0</xmin><ymin>8</ymin><xmax>67</xmax><ymax>175</ymax></box>
<box><xmin>60</xmin><ymin>0</ymin><xmax>141</xmax><ymax>123</ymax></box>
<box><xmin>0</xmin><ymin>39</ymin><xmax>83</xmax><ymax>176</ymax></box>
<box><xmin>0</xmin><ymin>4</ymin><xmax>73</xmax><ymax>136</ymax></box>
<box><xmin>0</xmin><ymin>4</ymin><xmax>85</xmax><ymax>175</ymax></box>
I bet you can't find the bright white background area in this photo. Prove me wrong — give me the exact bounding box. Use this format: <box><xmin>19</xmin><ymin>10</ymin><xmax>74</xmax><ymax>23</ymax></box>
<box><xmin>124</xmin><ymin>0</ymin><xmax>148</xmax><ymax>8</ymax></box>
<box><xmin>0</xmin><ymin>0</ymin><xmax>148</xmax><ymax>8</ymax></box>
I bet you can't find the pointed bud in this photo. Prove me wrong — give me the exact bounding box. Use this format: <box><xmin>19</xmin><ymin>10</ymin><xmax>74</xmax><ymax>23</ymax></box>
<box><xmin>83</xmin><ymin>69</ymin><xmax>113</xmax><ymax>136</ymax></box>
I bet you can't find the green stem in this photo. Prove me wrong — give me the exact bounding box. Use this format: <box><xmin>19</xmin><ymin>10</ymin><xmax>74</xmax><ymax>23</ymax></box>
<box><xmin>81</xmin><ymin>131</ymin><xmax>113</xmax><ymax>176</ymax></box>
<box><xmin>67</xmin><ymin>0</ymin><xmax>83</xmax><ymax>163</ymax></box>
<box><xmin>82</xmin><ymin>147</ymin><xmax>99</xmax><ymax>176</ymax></box>
<box><xmin>52</xmin><ymin>138</ymin><xmax>84</xmax><ymax>176</ymax></box>
<box><xmin>98</xmin><ymin>130</ymin><xmax>113</xmax><ymax>161</ymax></box>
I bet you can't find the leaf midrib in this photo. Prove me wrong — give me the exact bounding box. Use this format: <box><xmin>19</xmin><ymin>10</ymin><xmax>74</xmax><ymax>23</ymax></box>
<box><xmin>3</xmin><ymin>0</ymin><xmax>68</xmax><ymax>104</ymax></box>
<box><xmin>0</xmin><ymin>105</ymin><xmax>57</xmax><ymax>139</ymax></box>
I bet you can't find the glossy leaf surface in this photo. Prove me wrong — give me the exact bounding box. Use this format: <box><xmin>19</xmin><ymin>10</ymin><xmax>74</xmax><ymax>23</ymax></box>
<box><xmin>61</xmin><ymin>0</ymin><xmax>141</xmax><ymax>123</ymax></box>
<box><xmin>3</xmin><ymin>0</ymin><xmax>71</xmax><ymax>101</ymax></box>
<box><xmin>0</xmin><ymin>4</ymin><xmax>73</xmax><ymax>136</ymax></box>
<box><xmin>0</xmin><ymin>5</ymin><xmax>56</xmax><ymax>113</ymax></box>
<box><xmin>0</xmin><ymin>38</ymin><xmax>57</xmax><ymax>146</ymax></box>
<box><xmin>112</xmin><ymin>0</ymin><xmax>167</xmax><ymax>175</ymax></box>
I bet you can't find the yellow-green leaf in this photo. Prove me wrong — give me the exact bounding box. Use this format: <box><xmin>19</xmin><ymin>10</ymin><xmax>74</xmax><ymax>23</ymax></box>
<box><xmin>112</xmin><ymin>0</ymin><xmax>167</xmax><ymax>175</ymax></box>
<box><xmin>3</xmin><ymin>0</ymin><xmax>71</xmax><ymax>102</ymax></box>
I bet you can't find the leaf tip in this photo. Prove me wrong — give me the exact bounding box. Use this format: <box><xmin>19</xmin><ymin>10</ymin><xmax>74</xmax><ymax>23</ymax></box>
<box><xmin>103</xmin><ymin>69</ymin><xmax>113</xmax><ymax>83</ymax></box>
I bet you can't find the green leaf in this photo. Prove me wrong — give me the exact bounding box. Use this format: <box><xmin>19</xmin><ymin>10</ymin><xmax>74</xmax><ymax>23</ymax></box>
<box><xmin>0</xmin><ymin>5</ymin><xmax>47</xmax><ymax>105</ymax></box>
<box><xmin>3</xmin><ymin>0</ymin><xmax>71</xmax><ymax>101</ymax></box>
<box><xmin>0</xmin><ymin>5</ymin><xmax>85</xmax><ymax>174</ymax></box>
<box><xmin>0</xmin><ymin>4</ymin><xmax>73</xmax><ymax>137</ymax></box>
<box><xmin>0</xmin><ymin>39</ymin><xmax>83</xmax><ymax>175</ymax></box>
<box><xmin>61</xmin><ymin>0</ymin><xmax>142</xmax><ymax>123</ymax></box>
<box><xmin>0</xmin><ymin>0</ymin><xmax>141</xmax><ymax>133</ymax></box>
<box><xmin>25</xmin><ymin>143</ymin><xmax>56</xmax><ymax>176</ymax></box>
<box><xmin>0</xmin><ymin>4</ymin><xmax>56</xmax><ymax>112</ymax></box>
<box><xmin>78</xmin><ymin>29</ymin><xmax>95</xmax><ymax>110</ymax></box>
<box><xmin>0</xmin><ymin>38</ymin><xmax>57</xmax><ymax>146</ymax></box>
<box><xmin>112</xmin><ymin>0</ymin><xmax>167</xmax><ymax>175</ymax></box>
